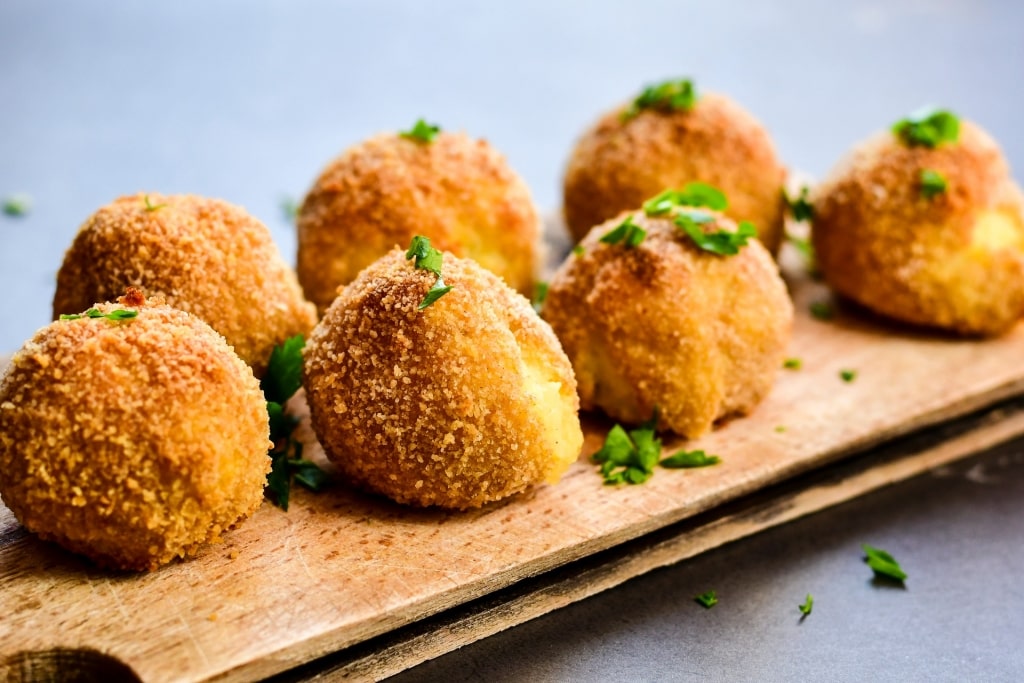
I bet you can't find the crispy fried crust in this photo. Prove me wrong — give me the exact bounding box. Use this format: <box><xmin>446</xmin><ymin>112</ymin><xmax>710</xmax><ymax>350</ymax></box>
<box><xmin>52</xmin><ymin>193</ymin><xmax>317</xmax><ymax>376</ymax></box>
<box><xmin>811</xmin><ymin>122</ymin><xmax>1024</xmax><ymax>336</ymax></box>
<box><xmin>543</xmin><ymin>212</ymin><xmax>792</xmax><ymax>438</ymax></box>
<box><xmin>563</xmin><ymin>92</ymin><xmax>787</xmax><ymax>253</ymax></box>
<box><xmin>0</xmin><ymin>300</ymin><xmax>271</xmax><ymax>571</ymax></box>
<box><xmin>303</xmin><ymin>250</ymin><xmax>582</xmax><ymax>509</ymax></box>
<box><xmin>297</xmin><ymin>132</ymin><xmax>541</xmax><ymax>313</ymax></box>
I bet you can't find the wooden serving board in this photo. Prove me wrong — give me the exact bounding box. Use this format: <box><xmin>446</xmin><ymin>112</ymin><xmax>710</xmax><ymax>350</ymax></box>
<box><xmin>3</xmin><ymin>247</ymin><xmax>1024</xmax><ymax>683</ymax></box>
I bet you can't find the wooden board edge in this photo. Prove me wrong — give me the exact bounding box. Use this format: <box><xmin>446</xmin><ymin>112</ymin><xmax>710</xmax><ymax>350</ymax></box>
<box><xmin>257</xmin><ymin>397</ymin><xmax>1024</xmax><ymax>682</ymax></box>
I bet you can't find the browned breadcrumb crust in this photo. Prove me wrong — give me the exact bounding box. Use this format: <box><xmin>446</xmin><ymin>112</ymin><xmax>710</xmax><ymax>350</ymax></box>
<box><xmin>0</xmin><ymin>300</ymin><xmax>271</xmax><ymax>571</ymax></box>
<box><xmin>52</xmin><ymin>193</ymin><xmax>317</xmax><ymax>376</ymax></box>
<box><xmin>297</xmin><ymin>131</ymin><xmax>541</xmax><ymax>313</ymax></box>
<box><xmin>563</xmin><ymin>92</ymin><xmax>787</xmax><ymax>254</ymax></box>
<box><xmin>303</xmin><ymin>249</ymin><xmax>582</xmax><ymax>509</ymax></box>
<box><xmin>543</xmin><ymin>211</ymin><xmax>793</xmax><ymax>438</ymax></box>
<box><xmin>811</xmin><ymin>121</ymin><xmax>1024</xmax><ymax>336</ymax></box>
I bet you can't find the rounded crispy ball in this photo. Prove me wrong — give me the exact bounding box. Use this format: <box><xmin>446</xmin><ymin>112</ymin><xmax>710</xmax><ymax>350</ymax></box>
<box><xmin>297</xmin><ymin>131</ymin><xmax>541</xmax><ymax>313</ymax></box>
<box><xmin>563</xmin><ymin>92</ymin><xmax>787</xmax><ymax>253</ymax></box>
<box><xmin>543</xmin><ymin>211</ymin><xmax>792</xmax><ymax>438</ymax></box>
<box><xmin>0</xmin><ymin>299</ymin><xmax>271</xmax><ymax>571</ymax></box>
<box><xmin>53</xmin><ymin>193</ymin><xmax>317</xmax><ymax>376</ymax></box>
<box><xmin>303</xmin><ymin>249</ymin><xmax>582</xmax><ymax>509</ymax></box>
<box><xmin>811</xmin><ymin>121</ymin><xmax>1024</xmax><ymax>336</ymax></box>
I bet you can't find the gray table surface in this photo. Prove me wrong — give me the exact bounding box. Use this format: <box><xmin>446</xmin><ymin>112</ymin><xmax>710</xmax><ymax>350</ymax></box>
<box><xmin>2</xmin><ymin>1</ymin><xmax>1023</xmax><ymax>680</ymax></box>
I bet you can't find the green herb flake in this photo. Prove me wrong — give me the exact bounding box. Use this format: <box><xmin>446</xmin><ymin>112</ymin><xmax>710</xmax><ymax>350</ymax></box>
<box><xmin>592</xmin><ymin>423</ymin><xmax>661</xmax><ymax>486</ymax></box>
<box><xmin>400</xmin><ymin>118</ymin><xmax>441</xmax><ymax>144</ymax></box>
<box><xmin>643</xmin><ymin>183</ymin><xmax>728</xmax><ymax>215</ymax></box>
<box><xmin>677</xmin><ymin>212</ymin><xmax>757</xmax><ymax>256</ymax></box>
<box><xmin>809</xmin><ymin>301</ymin><xmax>834</xmax><ymax>321</ymax></box>
<box><xmin>695</xmin><ymin>590</ymin><xmax>718</xmax><ymax>609</ymax></box>
<box><xmin>532</xmin><ymin>281</ymin><xmax>549</xmax><ymax>314</ymax></box>
<box><xmin>419</xmin><ymin>277</ymin><xmax>454</xmax><ymax>310</ymax></box>
<box><xmin>799</xmin><ymin>594</ymin><xmax>814</xmax><ymax>616</ymax></box>
<box><xmin>600</xmin><ymin>215</ymin><xmax>647</xmax><ymax>248</ymax></box>
<box><xmin>262</xmin><ymin>334</ymin><xmax>305</xmax><ymax>405</ymax></box>
<box><xmin>623</xmin><ymin>78</ymin><xmax>697</xmax><ymax>121</ymax></box>
<box><xmin>405</xmin><ymin>235</ymin><xmax>454</xmax><ymax>309</ymax></box>
<box><xmin>3</xmin><ymin>193</ymin><xmax>32</xmax><ymax>217</ymax></box>
<box><xmin>840</xmin><ymin>369</ymin><xmax>857</xmax><ymax>383</ymax></box>
<box><xmin>783</xmin><ymin>357</ymin><xmax>802</xmax><ymax>370</ymax></box>
<box><xmin>660</xmin><ymin>449</ymin><xmax>721</xmax><ymax>469</ymax></box>
<box><xmin>920</xmin><ymin>169</ymin><xmax>948</xmax><ymax>199</ymax></box>
<box><xmin>862</xmin><ymin>544</ymin><xmax>907</xmax><ymax>582</ymax></box>
<box><xmin>572</xmin><ymin>244</ymin><xmax>585</xmax><ymax>256</ymax></box>
<box><xmin>281</xmin><ymin>196</ymin><xmax>299</xmax><ymax>221</ymax></box>
<box><xmin>775</xmin><ymin>425</ymin><xmax>787</xmax><ymax>433</ymax></box>
<box><xmin>143</xmin><ymin>195</ymin><xmax>166</xmax><ymax>212</ymax></box>
<box><xmin>892</xmin><ymin>107</ymin><xmax>960</xmax><ymax>148</ymax></box>
<box><xmin>784</xmin><ymin>186</ymin><xmax>814</xmax><ymax>222</ymax></box>
<box><xmin>59</xmin><ymin>307</ymin><xmax>139</xmax><ymax>322</ymax></box>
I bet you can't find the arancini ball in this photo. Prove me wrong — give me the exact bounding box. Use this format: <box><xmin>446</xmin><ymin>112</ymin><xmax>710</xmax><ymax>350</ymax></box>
<box><xmin>296</xmin><ymin>127</ymin><xmax>541</xmax><ymax>313</ymax></box>
<box><xmin>52</xmin><ymin>193</ymin><xmax>317</xmax><ymax>376</ymax></box>
<box><xmin>0</xmin><ymin>292</ymin><xmax>271</xmax><ymax>571</ymax></box>
<box><xmin>563</xmin><ymin>79</ymin><xmax>787</xmax><ymax>254</ymax></box>
<box><xmin>543</xmin><ymin>207</ymin><xmax>792</xmax><ymax>438</ymax></box>
<box><xmin>811</xmin><ymin>110</ymin><xmax>1024</xmax><ymax>336</ymax></box>
<box><xmin>303</xmin><ymin>242</ymin><xmax>582</xmax><ymax>509</ymax></box>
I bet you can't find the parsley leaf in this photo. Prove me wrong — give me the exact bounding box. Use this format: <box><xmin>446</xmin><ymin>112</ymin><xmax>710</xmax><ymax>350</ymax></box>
<box><xmin>862</xmin><ymin>544</ymin><xmax>907</xmax><ymax>582</ymax></box>
<box><xmin>532</xmin><ymin>281</ymin><xmax>549</xmax><ymax>314</ymax></box>
<box><xmin>59</xmin><ymin>307</ymin><xmax>138</xmax><ymax>322</ymax></box>
<box><xmin>600</xmin><ymin>215</ymin><xmax>647</xmax><ymax>248</ymax></box>
<box><xmin>677</xmin><ymin>212</ymin><xmax>757</xmax><ymax>256</ymax></box>
<box><xmin>143</xmin><ymin>195</ymin><xmax>166</xmax><ymax>212</ymax></box>
<box><xmin>400</xmin><ymin>119</ymin><xmax>441</xmax><ymax>144</ymax></box>
<box><xmin>262</xmin><ymin>334</ymin><xmax>305</xmax><ymax>405</ymax></box>
<box><xmin>405</xmin><ymin>235</ymin><xmax>453</xmax><ymax>309</ymax></box>
<box><xmin>660</xmin><ymin>449</ymin><xmax>721</xmax><ymax>468</ymax></box>
<box><xmin>783</xmin><ymin>357</ymin><xmax>802</xmax><ymax>370</ymax></box>
<box><xmin>3</xmin><ymin>193</ymin><xmax>32</xmax><ymax>217</ymax></box>
<box><xmin>920</xmin><ymin>169</ymin><xmax>948</xmax><ymax>199</ymax></box>
<box><xmin>892</xmin><ymin>107</ymin><xmax>960</xmax><ymax>148</ymax></box>
<box><xmin>784</xmin><ymin>186</ymin><xmax>814</xmax><ymax>222</ymax></box>
<box><xmin>592</xmin><ymin>423</ymin><xmax>658</xmax><ymax>485</ymax></box>
<box><xmin>840</xmin><ymin>369</ymin><xmax>857</xmax><ymax>383</ymax></box>
<box><xmin>799</xmin><ymin>594</ymin><xmax>813</xmax><ymax>617</ymax></box>
<box><xmin>419</xmin><ymin>277</ymin><xmax>454</xmax><ymax>310</ymax></box>
<box><xmin>643</xmin><ymin>183</ymin><xmax>728</xmax><ymax>215</ymax></box>
<box><xmin>623</xmin><ymin>78</ymin><xmax>697</xmax><ymax>120</ymax></box>
<box><xmin>694</xmin><ymin>590</ymin><xmax>718</xmax><ymax>609</ymax></box>
<box><xmin>572</xmin><ymin>244</ymin><xmax>585</xmax><ymax>256</ymax></box>
<box><xmin>809</xmin><ymin>301</ymin><xmax>833</xmax><ymax>321</ymax></box>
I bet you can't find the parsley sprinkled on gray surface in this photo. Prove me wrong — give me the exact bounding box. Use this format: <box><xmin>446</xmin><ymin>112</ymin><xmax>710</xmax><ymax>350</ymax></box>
<box><xmin>863</xmin><ymin>544</ymin><xmax>907</xmax><ymax>582</ymax></box>
<box><xmin>798</xmin><ymin>594</ymin><xmax>814</xmax><ymax>617</ymax></box>
<box><xmin>695</xmin><ymin>590</ymin><xmax>718</xmax><ymax>609</ymax></box>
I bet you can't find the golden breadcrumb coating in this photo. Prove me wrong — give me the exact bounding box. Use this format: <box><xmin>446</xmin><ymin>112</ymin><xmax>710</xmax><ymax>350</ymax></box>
<box><xmin>563</xmin><ymin>92</ymin><xmax>787</xmax><ymax>254</ymax></box>
<box><xmin>811</xmin><ymin>121</ymin><xmax>1024</xmax><ymax>336</ymax></box>
<box><xmin>0</xmin><ymin>296</ymin><xmax>270</xmax><ymax>571</ymax></box>
<box><xmin>297</xmin><ymin>131</ymin><xmax>541</xmax><ymax>312</ymax></box>
<box><xmin>303</xmin><ymin>249</ymin><xmax>582</xmax><ymax>509</ymax></box>
<box><xmin>52</xmin><ymin>193</ymin><xmax>317</xmax><ymax>376</ymax></box>
<box><xmin>543</xmin><ymin>211</ymin><xmax>792</xmax><ymax>438</ymax></box>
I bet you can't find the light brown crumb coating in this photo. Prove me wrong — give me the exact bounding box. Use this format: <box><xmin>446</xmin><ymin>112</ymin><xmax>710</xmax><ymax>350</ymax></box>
<box><xmin>0</xmin><ymin>299</ymin><xmax>270</xmax><ymax>571</ymax></box>
<box><xmin>297</xmin><ymin>131</ymin><xmax>541</xmax><ymax>313</ymax></box>
<box><xmin>52</xmin><ymin>193</ymin><xmax>317</xmax><ymax>376</ymax></box>
<box><xmin>811</xmin><ymin>121</ymin><xmax>1024</xmax><ymax>336</ymax></box>
<box><xmin>303</xmin><ymin>250</ymin><xmax>582</xmax><ymax>509</ymax></box>
<box><xmin>563</xmin><ymin>92</ymin><xmax>787</xmax><ymax>253</ymax></box>
<box><xmin>543</xmin><ymin>212</ymin><xmax>792</xmax><ymax>438</ymax></box>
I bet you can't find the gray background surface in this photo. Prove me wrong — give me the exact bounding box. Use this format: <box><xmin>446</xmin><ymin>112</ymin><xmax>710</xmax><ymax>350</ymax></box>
<box><xmin>1</xmin><ymin>1</ymin><xmax>1022</xmax><ymax>680</ymax></box>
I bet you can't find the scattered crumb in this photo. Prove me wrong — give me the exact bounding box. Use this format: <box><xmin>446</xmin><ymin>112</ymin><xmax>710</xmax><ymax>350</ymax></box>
<box><xmin>229</xmin><ymin>549</ymin><xmax>240</xmax><ymax>560</ymax></box>
<box><xmin>208</xmin><ymin>613</ymin><xmax>218</xmax><ymax>622</ymax></box>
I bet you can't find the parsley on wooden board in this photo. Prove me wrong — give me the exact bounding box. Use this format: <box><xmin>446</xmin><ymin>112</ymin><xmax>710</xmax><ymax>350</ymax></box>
<box><xmin>622</xmin><ymin>78</ymin><xmax>697</xmax><ymax>120</ymax></box>
<box><xmin>863</xmin><ymin>544</ymin><xmax>907</xmax><ymax>582</ymax></box>
<box><xmin>840</xmin><ymin>369</ymin><xmax>857</xmax><ymax>383</ymax></box>
<box><xmin>59</xmin><ymin>307</ymin><xmax>138</xmax><ymax>322</ymax></box>
<box><xmin>405</xmin><ymin>235</ymin><xmax>453</xmax><ymax>309</ymax></box>
<box><xmin>783</xmin><ymin>357</ymin><xmax>802</xmax><ymax>370</ymax></box>
<box><xmin>592</xmin><ymin>413</ymin><xmax>722</xmax><ymax>484</ymax></box>
<box><xmin>892</xmin><ymin>107</ymin><xmax>960</xmax><ymax>148</ymax></box>
<box><xmin>400</xmin><ymin>118</ymin><xmax>441</xmax><ymax>143</ymax></box>
<box><xmin>659</xmin><ymin>449</ymin><xmax>721</xmax><ymax>468</ymax></box>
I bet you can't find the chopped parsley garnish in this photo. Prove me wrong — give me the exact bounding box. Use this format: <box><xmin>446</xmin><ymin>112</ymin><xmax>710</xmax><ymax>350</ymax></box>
<box><xmin>532</xmin><ymin>281</ymin><xmax>549</xmax><ymax>314</ymax></box>
<box><xmin>840</xmin><ymin>369</ymin><xmax>857</xmax><ymax>383</ymax></box>
<box><xmin>783</xmin><ymin>357</ymin><xmax>802</xmax><ymax>370</ymax></box>
<box><xmin>3</xmin><ymin>193</ymin><xmax>32</xmax><ymax>217</ymax></box>
<box><xmin>798</xmin><ymin>594</ymin><xmax>814</xmax><ymax>616</ymax></box>
<box><xmin>600</xmin><ymin>215</ymin><xmax>646</xmax><ymax>248</ymax></box>
<box><xmin>400</xmin><ymin>119</ymin><xmax>441</xmax><ymax>144</ymax></box>
<box><xmin>143</xmin><ymin>195</ymin><xmax>166</xmax><ymax>212</ymax></box>
<box><xmin>892</xmin><ymin>107</ymin><xmax>960</xmax><ymax>148</ymax></box>
<box><xmin>643</xmin><ymin>183</ymin><xmax>728</xmax><ymax>214</ymax></box>
<box><xmin>784</xmin><ymin>186</ymin><xmax>814</xmax><ymax>222</ymax></box>
<box><xmin>263</xmin><ymin>335</ymin><xmax>328</xmax><ymax>510</ymax></box>
<box><xmin>405</xmin><ymin>235</ymin><xmax>453</xmax><ymax>309</ymax></box>
<box><xmin>677</xmin><ymin>212</ymin><xmax>757</xmax><ymax>256</ymax></box>
<box><xmin>660</xmin><ymin>449</ymin><xmax>721</xmax><ymax>469</ymax></box>
<box><xmin>572</xmin><ymin>244</ymin><xmax>585</xmax><ymax>256</ymax></box>
<box><xmin>694</xmin><ymin>590</ymin><xmax>718</xmax><ymax>609</ymax></box>
<box><xmin>622</xmin><ymin>78</ymin><xmax>697</xmax><ymax>120</ymax></box>
<box><xmin>809</xmin><ymin>301</ymin><xmax>833</xmax><ymax>321</ymax></box>
<box><xmin>641</xmin><ymin>186</ymin><xmax>754</xmax><ymax>256</ymax></box>
<box><xmin>862</xmin><ymin>544</ymin><xmax>907</xmax><ymax>582</ymax></box>
<box><xmin>59</xmin><ymin>307</ymin><xmax>138</xmax><ymax>322</ymax></box>
<box><xmin>281</xmin><ymin>196</ymin><xmax>299</xmax><ymax>221</ymax></box>
<box><xmin>920</xmin><ymin>169</ymin><xmax>948</xmax><ymax>199</ymax></box>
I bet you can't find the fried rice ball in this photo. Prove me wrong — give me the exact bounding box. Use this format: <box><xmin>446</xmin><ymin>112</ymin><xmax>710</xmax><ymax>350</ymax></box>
<box><xmin>563</xmin><ymin>88</ymin><xmax>787</xmax><ymax>254</ymax></box>
<box><xmin>53</xmin><ymin>193</ymin><xmax>317</xmax><ymax>376</ymax></box>
<box><xmin>0</xmin><ymin>292</ymin><xmax>270</xmax><ymax>571</ymax></box>
<box><xmin>303</xmin><ymin>248</ymin><xmax>582</xmax><ymax>509</ymax></box>
<box><xmin>811</xmin><ymin>118</ymin><xmax>1024</xmax><ymax>336</ymax></box>
<box><xmin>297</xmin><ymin>130</ymin><xmax>541</xmax><ymax>313</ymax></box>
<box><xmin>543</xmin><ymin>210</ymin><xmax>792</xmax><ymax>438</ymax></box>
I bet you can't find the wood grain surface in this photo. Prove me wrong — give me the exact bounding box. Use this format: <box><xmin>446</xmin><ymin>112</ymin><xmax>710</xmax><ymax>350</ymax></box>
<box><xmin>2</xmin><ymin>250</ymin><xmax>1024</xmax><ymax>683</ymax></box>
